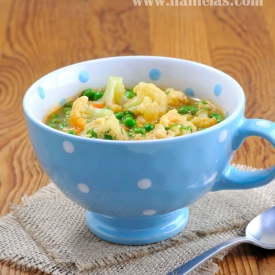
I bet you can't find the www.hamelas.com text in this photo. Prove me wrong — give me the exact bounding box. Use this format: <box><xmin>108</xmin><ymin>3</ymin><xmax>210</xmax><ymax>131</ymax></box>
<box><xmin>132</xmin><ymin>0</ymin><xmax>263</xmax><ymax>6</ymax></box>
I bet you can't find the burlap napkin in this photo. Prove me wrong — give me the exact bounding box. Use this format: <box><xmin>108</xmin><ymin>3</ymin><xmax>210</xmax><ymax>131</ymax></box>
<box><xmin>0</xmin><ymin>164</ymin><xmax>275</xmax><ymax>275</ymax></box>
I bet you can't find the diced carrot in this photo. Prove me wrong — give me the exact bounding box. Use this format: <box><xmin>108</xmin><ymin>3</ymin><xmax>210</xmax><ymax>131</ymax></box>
<box><xmin>92</xmin><ymin>103</ymin><xmax>104</xmax><ymax>108</ymax></box>
<box><xmin>73</xmin><ymin>118</ymin><xmax>86</xmax><ymax>131</ymax></box>
<box><xmin>121</xmin><ymin>124</ymin><xmax>130</xmax><ymax>131</ymax></box>
<box><xmin>73</xmin><ymin>128</ymin><xmax>82</xmax><ymax>134</ymax></box>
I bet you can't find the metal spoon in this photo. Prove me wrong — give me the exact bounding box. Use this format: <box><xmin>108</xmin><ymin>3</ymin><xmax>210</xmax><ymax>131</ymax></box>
<box><xmin>167</xmin><ymin>206</ymin><xmax>275</xmax><ymax>275</ymax></box>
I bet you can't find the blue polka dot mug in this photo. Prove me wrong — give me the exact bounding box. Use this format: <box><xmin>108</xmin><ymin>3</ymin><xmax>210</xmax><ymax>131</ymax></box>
<box><xmin>23</xmin><ymin>56</ymin><xmax>275</xmax><ymax>245</ymax></box>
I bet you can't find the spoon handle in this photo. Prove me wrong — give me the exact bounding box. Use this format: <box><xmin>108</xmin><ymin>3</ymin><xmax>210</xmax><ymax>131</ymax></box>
<box><xmin>167</xmin><ymin>236</ymin><xmax>247</xmax><ymax>275</ymax></box>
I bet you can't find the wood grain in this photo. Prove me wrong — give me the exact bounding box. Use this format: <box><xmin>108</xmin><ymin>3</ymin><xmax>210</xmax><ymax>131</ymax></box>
<box><xmin>1</xmin><ymin>0</ymin><xmax>275</xmax><ymax>274</ymax></box>
<box><xmin>0</xmin><ymin>0</ymin><xmax>12</xmax><ymax>59</ymax></box>
<box><xmin>202</xmin><ymin>5</ymin><xmax>275</xmax><ymax>170</ymax></box>
<box><xmin>149</xmin><ymin>6</ymin><xmax>212</xmax><ymax>65</ymax></box>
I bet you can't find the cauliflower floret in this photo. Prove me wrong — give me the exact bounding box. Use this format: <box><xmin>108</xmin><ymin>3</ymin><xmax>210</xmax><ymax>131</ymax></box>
<box><xmin>123</xmin><ymin>82</ymin><xmax>168</xmax><ymax>123</ymax></box>
<box><xmin>96</xmin><ymin>76</ymin><xmax>127</xmax><ymax>112</ymax></box>
<box><xmin>196</xmin><ymin>109</ymin><xmax>209</xmax><ymax>118</ymax></box>
<box><xmin>135</xmin><ymin>124</ymin><xmax>175</xmax><ymax>140</ymax></box>
<box><xmin>68</xmin><ymin>96</ymin><xmax>113</xmax><ymax>131</ymax></box>
<box><xmin>169</xmin><ymin>124</ymin><xmax>195</xmax><ymax>136</ymax></box>
<box><xmin>196</xmin><ymin>101</ymin><xmax>212</xmax><ymax>110</ymax></box>
<box><xmin>159</xmin><ymin>109</ymin><xmax>196</xmax><ymax>135</ymax></box>
<box><xmin>134</xmin><ymin>110</ymin><xmax>197</xmax><ymax>140</ymax></box>
<box><xmin>159</xmin><ymin>109</ymin><xmax>188</xmax><ymax>127</ymax></box>
<box><xmin>191</xmin><ymin>117</ymin><xmax>217</xmax><ymax>129</ymax></box>
<box><xmin>81</xmin><ymin>114</ymin><xmax>129</xmax><ymax>140</ymax></box>
<box><xmin>134</xmin><ymin>96</ymin><xmax>159</xmax><ymax>125</ymax></box>
<box><xmin>158</xmin><ymin>109</ymin><xmax>194</xmax><ymax>128</ymax></box>
<box><xmin>165</xmin><ymin>88</ymin><xmax>189</xmax><ymax>107</ymax></box>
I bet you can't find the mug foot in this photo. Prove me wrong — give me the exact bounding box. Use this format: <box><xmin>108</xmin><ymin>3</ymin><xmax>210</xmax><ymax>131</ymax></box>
<box><xmin>86</xmin><ymin>208</ymin><xmax>189</xmax><ymax>245</ymax></box>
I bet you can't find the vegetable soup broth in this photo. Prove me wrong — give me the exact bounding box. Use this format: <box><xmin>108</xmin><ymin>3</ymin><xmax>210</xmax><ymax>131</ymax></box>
<box><xmin>44</xmin><ymin>77</ymin><xmax>225</xmax><ymax>141</ymax></box>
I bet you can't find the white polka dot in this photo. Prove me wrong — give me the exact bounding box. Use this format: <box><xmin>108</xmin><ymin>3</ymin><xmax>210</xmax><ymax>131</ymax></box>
<box><xmin>137</xmin><ymin>178</ymin><xmax>152</xmax><ymax>189</ymax></box>
<box><xmin>256</xmin><ymin>121</ymin><xmax>271</xmax><ymax>128</ymax></box>
<box><xmin>218</xmin><ymin>130</ymin><xmax>228</xmax><ymax>143</ymax></box>
<box><xmin>78</xmin><ymin>183</ymin><xmax>90</xmax><ymax>193</ymax></box>
<box><xmin>142</xmin><ymin>209</ymin><xmax>156</xmax><ymax>216</ymax></box>
<box><xmin>63</xmin><ymin>140</ymin><xmax>74</xmax><ymax>153</ymax></box>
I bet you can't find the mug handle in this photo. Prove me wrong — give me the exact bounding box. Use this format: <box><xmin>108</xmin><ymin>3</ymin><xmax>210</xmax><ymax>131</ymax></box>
<box><xmin>212</xmin><ymin>118</ymin><xmax>275</xmax><ymax>191</ymax></box>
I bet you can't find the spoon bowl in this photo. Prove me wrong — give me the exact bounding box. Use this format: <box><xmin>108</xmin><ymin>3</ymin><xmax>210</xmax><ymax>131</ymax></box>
<box><xmin>168</xmin><ymin>206</ymin><xmax>275</xmax><ymax>275</ymax></box>
<box><xmin>246</xmin><ymin>206</ymin><xmax>275</xmax><ymax>248</ymax></box>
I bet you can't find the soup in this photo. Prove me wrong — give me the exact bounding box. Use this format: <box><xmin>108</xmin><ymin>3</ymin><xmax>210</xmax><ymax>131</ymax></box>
<box><xmin>44</xmin><ymin>76</ymin><xmax>225</xmax><ymax>140</ymax></box>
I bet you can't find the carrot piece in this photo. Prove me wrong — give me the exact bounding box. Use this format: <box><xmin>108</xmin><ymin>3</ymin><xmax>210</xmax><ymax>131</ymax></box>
<box><xmin>92</xmin><ymin>103</ymin><xmax>104</xmax><ymax>108</ymax></box>
<box><xmin>121</xmin><ymin>124</ymin><xmax>130</xmax><ymax>131</ymax></box>
<box><xmin>73</xmin><ymin>128</ymin><xmax>82</xmax><ymax>134</ymax></box>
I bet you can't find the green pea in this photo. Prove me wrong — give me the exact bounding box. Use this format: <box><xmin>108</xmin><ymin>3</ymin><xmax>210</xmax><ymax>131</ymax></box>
<box><xmin>122</xmin><ymin>115</ymin><xmax>136</xmax><ymax>128</ymax></box>
<box><xmin>104</xmin><ymin>133</ymin><xmax>113</xmax><ymax>140</ymax></box>
<box><xmin>170</xmin><ymin>123</ymin><xmax>179</xmax><ymax>128</ymax></box>
<box><xmin>59</xmin><ymin>123</ymin><xmax>67</xmax><ymax>129</ymax></box>
<box><xmin>51</xmin><ymin>118</ymin><xmax>60</xmax><ymax>124</ymax></box>
<box><xmin>182</xmin><ymin>125</ymin><xmax>193</xmax><ymax>132</ymax></box>
<box><xmin>178</xmin><ymin>106</ymin><xmax>198</xmax><ymax>115</ymax></box>
<box><xmin>87</xmin><ymin>129</ymin><xmax>97</xmax><ymax>138</ymax></box>
<box><xmin>124</xmin><ymin>110</ymin><xmax>135</xmax><ymax>117</ymax></box>
<box><xmin>63</xmin><ymin>107</ymin><xmax>72</xmax><ymax>113</ymax></box>
<box><xmin>67</xmin><ymin>130</ymin><xmax>76</xmax><ymax>135</ymax></box>
<box><xmin>83</xmin><ymin>88</ymin><xmax>95</xmax><ymax>100</ymax></box>
<box><xmin>115</xmin><ymin>112</ymin><xmax>125</xmax><ymax>120</ymax></box>
<box><xmin>64</xmin><ymin>102</ymin><xmax>73</xmax><ymax>108</ymax></box>
<box><xmin>65</xmin><ymin>110</ymin><xmax>71</xmax><ymax>117</ymax></box>
<box><xmin>144</xmin><ymin>124</ymin><xmax>155</xmax><ymax>132</ymax></box>
<box><xmin>127</xmin><ymin>132</ymin><xmax>135</xmax><ymax>138</ymax></box>
<box><xmin>83</xmin><ymin>89</ymin><xmax>104</xmax><ymax>101</ymax></box>
<box><xmin>210</xmin><ymin>113</ymin><xmax>223</xmax><ymax>123</ymax></box>
<box><xmin>124</xmin><ymin>89</ymin><xmax>136</xmax><ymax>99</ymax></box>
<box><xmin>170</xmin><ymin>124</ymin><xmax>192</xmax><ymax>132</ymax></box>
<box><xmin>63</xmin><ymin>107</ymin><xmax>72</xmax><ymax>117</ymax></box>
<box><xmin>133</xmin><ymin>127</ymin><xmax>146</xmax><ymax>135</ymax></box>
<box><xmin>93</xmin><ymin>91</ymin><xmax>104</xmax><ymax>101</ymax></box>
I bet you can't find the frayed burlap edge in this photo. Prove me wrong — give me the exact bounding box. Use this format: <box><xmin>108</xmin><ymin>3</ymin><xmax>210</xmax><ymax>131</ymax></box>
<box><xmin>0</xmin><ymin>193</ymin><xmax>229</xmax><ymax>275</ymax></box>
<box><xmin>1</xmin><ymin>164</ymin><xmax>275</xmax><ymax>275</ymax></box>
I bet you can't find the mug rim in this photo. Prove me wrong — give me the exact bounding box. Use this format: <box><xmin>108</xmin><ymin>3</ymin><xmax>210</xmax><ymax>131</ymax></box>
<box><xmin>23</xmin><ymin>55</ymin><xmax>245</xmax><ymax>145</ymax></box>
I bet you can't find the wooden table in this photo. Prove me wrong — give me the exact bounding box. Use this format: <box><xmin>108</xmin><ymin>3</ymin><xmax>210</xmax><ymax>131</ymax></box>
<box><xmin>1</xmin><ymin>0</ymin><xmax>275</xmax><ymax>274</ymax></box>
